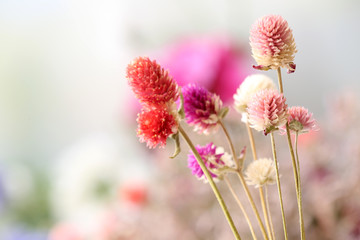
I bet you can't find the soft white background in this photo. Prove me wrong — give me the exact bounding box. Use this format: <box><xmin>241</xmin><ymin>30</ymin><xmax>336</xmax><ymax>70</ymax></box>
<box><xmin>0</xmin><ymin>0</ymin><xmax>359</xmax><ymax>179</ymax></box>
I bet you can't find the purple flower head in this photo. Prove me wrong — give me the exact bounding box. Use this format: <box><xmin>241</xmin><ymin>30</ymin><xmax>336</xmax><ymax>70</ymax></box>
<box><xmin>183</xmin><ymin>84</ymin><xmax>223</xmax><ymax>134</ymax></box>
<box><xmin>187</xmin><ymin>143</ymin><xmax>225</xmax><ymax>181</ymax></box>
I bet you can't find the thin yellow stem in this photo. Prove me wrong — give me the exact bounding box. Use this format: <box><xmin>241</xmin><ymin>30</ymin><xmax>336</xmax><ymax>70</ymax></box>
<box><xmin>295</xmin><ymin>132</ymin><xmax>306</xmax><ymax>240</ymax></box>
<box><xmin>246</xmin><ymin>121</ymin><xmax>272</xmax><ymax>240</ymax></box>
<box><xmin>265</xmin><ymin>186</ymin><xmax>276</xmax><ymax>240</ymax></box>
<box><xmin>270</xmin><ymin>132</ymin><xmax>288</xmax><ymax>240</ymax></box>
<box><xmin>246</xmin><ymin>121</ymin><xmax>258</xmax><ymax>160</ymax></box>
<box><xmin>259</xmin><ymin>187</ymin><xmax>273</xmax><ymax>240</ymax></box>
<box><xmin>225</xmin><ymin>176</ymin><xmax>258</xmax><ymax>240</ymax></box>
<box><xmin>219</xmin><ymin>120</ymin><xmax>238</xmax><ymax>169</ymax></box>
<box><xmin>276</xmin><ymin>68</ymin><xmax>283</xmax><ymax>94</ymax></box>
<box><xmin>219</xmin><ymin>120</ymin><xmax>268</xmax><ymax>240</ymax></box>
<box><xmin>178</xmin><ymin>126</ymin><xmax>241</xmax><ymax>240</ymax></box>
<box><xmin>236</xmin><ymin>173</ymin><xmax>269</xmax><ymax>240</ymax></box>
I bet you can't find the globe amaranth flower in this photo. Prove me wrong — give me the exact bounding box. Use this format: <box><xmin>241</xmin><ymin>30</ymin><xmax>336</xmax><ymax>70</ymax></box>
<box><xmin>233</xmin><ymin>74</ymin><xmax>276</xmax><ymax>114</ymax></box>
<box><xmin>280</xmin><ymin>106</ymin><xmax>318</xmax><ymax>134</ymax></box>
<box><xmin>250</xmin><ymin>15</ymin><xmax>297</xmax><ymax>73</ymax></box>
<box><xmin>247</xmin><ymin>89</ymin><xmax>288</xmax><ymax>135</ymax></box>
<box><xmin>187</xmin><ymin>143</ymin><xmax>232</xmax><ymax>182</ymax></box>
<box><xmin>245</xmin><ymin>158</ymin><xmax>276</xmax><ymax>188</ymax></box>
<box><xmin>137</xmin><ymin>107</ymin><xmax>178</xmax><ymax>149</ymax></box>
<box><xmin>127</xmin><ymin>56</ymin><xmax>179</xmax><ymax>108</ymax></box>
<box><xmin>183</xmin><ymin>84</ymin><xmax>223</xmax><ymax>134</ymax></box>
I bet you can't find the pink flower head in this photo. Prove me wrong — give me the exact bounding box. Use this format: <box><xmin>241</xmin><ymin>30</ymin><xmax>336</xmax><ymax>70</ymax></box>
<box><xmin>127</xmin><ymin>56</ymin><xmax>179</xmax><ymax>108</ymax></box>
<box><xmin>182</xmin><ymin>84</ymin><xmax>223</xmax><ymax>134</ymax></box>
<box><xmin>137</xmin><ymin>107</ymin><xmax>178</xmax><ymax>149</ymax></box>
<box><xmin>247</xmin><ymin>89</ymin><xmax>288</xmax><ymax>135</ymax></box>
<box><xmin>281</xmin><ymin>106</ymin><xmax>318</xmax><ymax>134</ymax></box>
<box><xmin>187</xmin><ymin>143</ymin><xmax>225</xmax><ymax>180</ymax></box>
<box><xmin>250</xmin><ymin>15</ymin><xmax>297</xmax><ymax>73</ymax></box>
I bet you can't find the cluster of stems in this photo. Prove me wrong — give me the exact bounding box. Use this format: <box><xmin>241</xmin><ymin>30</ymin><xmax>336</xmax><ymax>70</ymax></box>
<box><xmin>177</xmin><ymin>67</ymin><xmax>306</xmax><ymax>240</ymax></box>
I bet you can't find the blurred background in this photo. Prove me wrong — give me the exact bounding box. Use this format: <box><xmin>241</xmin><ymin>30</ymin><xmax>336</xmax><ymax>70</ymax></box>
<box><xmin>0</xmin><ymin>0</ymin><xmax>360</xmax><ymax>239</ymax></box>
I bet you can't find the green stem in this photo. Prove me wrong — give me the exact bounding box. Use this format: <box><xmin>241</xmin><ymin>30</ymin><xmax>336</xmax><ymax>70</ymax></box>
<box><xmin>276</xmin><ymin>67</ymin><xmax>306</xmax><ymax>239</ymax></box>
<box><xmin>178</xmin><ymin>126</ymin><xmax>241</xmax><ymax>240</ymax></box>
<box><xmin>295</xmin><ymin>132</ymin><xmax>306</xmax><ymax>240</ymax></box>
<box><xmin>270</xmin><ymin>132</ymin><xmax>288</xmax><ymax>240</ymax></box>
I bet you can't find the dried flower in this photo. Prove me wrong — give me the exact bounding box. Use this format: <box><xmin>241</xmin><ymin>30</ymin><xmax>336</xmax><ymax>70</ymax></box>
<box><xmin>187</xmin><ymin>143</ymin><xmax>230</xmax><ymax>181</ymax></box>
<box><xmin>250</xmin><ymin>15</ymin><xmax>297</xmax><ymax>73</ymax></box>
<box><xmin>183</xmin><ymin>84</ymin><xmax>223</xmax><ymax>134</ymax></box>
<box><xmin>127</xmin><ymin>56</ymin><xmax>179</xmax><ymax>108</ymax></box>
<box><xmin>245</xmin><ymin>158</ymin><xmax>276</xmax><ymax>187</ymax></box>
<box><xmin>137</xmin><ymin>108</ymin><xmax>178</xmax><ymax>149</ymax></box>
<box><xmin>247</xmin><ymin>89</ymin><xmax>288</xmax><ymax>135</ymax></box>
<box><xmin>233</xmin><ymin>74</ymin><xmax>276</xmax><ymax>113</ymax></box>
<box><xmin>281</xmin><ymin>106</ymin><xmax>318</xmax><ymax>134</ymax></box>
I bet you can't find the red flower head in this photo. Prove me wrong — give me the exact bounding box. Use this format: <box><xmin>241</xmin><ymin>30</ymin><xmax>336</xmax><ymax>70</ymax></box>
<box><xmin>127</xmin><ymin>56</ymin><xmax>179</xmax><ymax>108</ymax></box>
<box><xmin>137</xmin><ymin>107</ymin><xmax>178</xmax><ymax>149</ymax></box>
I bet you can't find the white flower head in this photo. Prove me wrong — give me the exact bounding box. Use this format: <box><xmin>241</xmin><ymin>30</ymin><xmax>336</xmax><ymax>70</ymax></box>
<box><xmin>234</xmin><ymin>74</ymin><xmax>276</xmax><ymax>114</ymax></box>
<box><xmin>216</xmin><ymin>147</ymin><xmax>235</xmax><ymax>168</ymax></box>
<box><xmin>245</xmin><ymin>158</ymin><xmax>276</xmax><ymax>188</ymax></box>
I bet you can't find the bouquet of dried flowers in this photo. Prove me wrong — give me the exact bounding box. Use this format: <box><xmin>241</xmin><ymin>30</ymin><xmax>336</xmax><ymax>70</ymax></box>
<box><xmin>126</xmin><ymin>15</ymin><xmax>317</xmax><ymax>240</ymax></box>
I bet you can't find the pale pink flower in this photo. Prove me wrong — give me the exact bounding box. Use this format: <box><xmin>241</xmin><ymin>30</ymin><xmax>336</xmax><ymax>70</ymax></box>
<box><xmin>250</xmin><ymin>15</ymin><xmax>297</xmax><ymax>73</ymax></box>
<box><xmin>281</xmin><ymin>106</ymin><xmax>318</xmax><ymax>134</ymax></box>
<box><xmin>247</xmin><ymin>89</ymin><xmax>288</xmax><ymax>135</ymax></box>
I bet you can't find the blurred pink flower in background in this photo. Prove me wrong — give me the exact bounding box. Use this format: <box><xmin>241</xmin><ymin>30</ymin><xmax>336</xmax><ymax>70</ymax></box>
<box><xmin>120</xmin><ymin>182</ymin><xmax>148</xmax><ymax>207</ymax></box>
<box><xmin>162</xmin><ymin>37</ymin><xmax>252</xmax><ymax>103</ymax></box>
<box><xmin>49</xmin><ymin>224</ymin><xmax>83</xmax><ymax>240</ymax></box>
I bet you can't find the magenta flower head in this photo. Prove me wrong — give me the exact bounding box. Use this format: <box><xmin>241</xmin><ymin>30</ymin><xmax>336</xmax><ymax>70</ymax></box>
<box><xmin>127</xmin><ymin>56</ymin><xmax>179</xmax><ymax>108</ymax></box>
<box><xmin>182</xmin><ymin>84</ymin><xmax>224</xmax><ymax>134</ymax></box>
<box><xmin>137</xmin><ymin>107</ymin><xmax>178</xmax><ymax>149</ymax></box>
<box><xmin>188</xmin><ymin>143</ymin><xmax>230</xmax><ymax>181</ymax></box>
<box><xmin>247</xmin><ymin>89</ymin><xmax>288</xmax><ymax>135</ymax></box>
<box><xmin>162</xmin><ymin>37</ymin><xmax>250</xmax><ymax>103</ymax></box>
<box><xmin>250</xmin><ymin>15</ymin><xmax>297</xmax><ymax>73</ymax></box>
<box><xmin>280</xmin><ymin>106</ymin><xmax>318</xmax><ymax>134</ymax></box>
